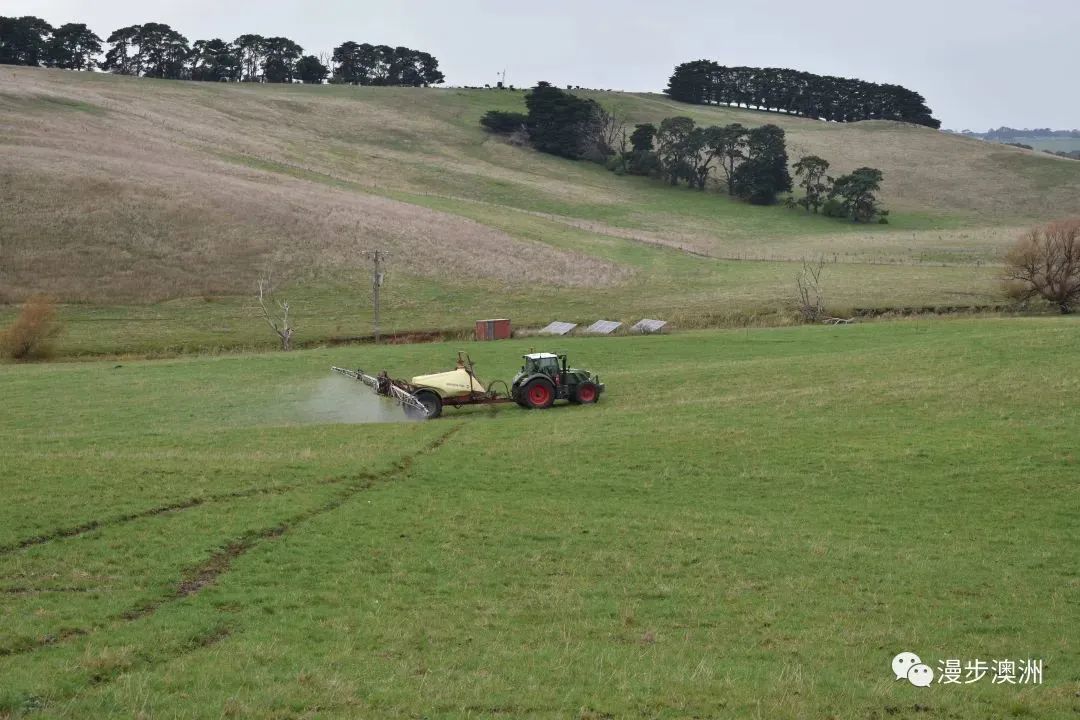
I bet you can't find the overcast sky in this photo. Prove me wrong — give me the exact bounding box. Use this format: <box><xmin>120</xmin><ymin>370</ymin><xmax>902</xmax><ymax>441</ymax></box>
<box><xmin>8</xmin><ymin>0</ymin><xmax>1077</xmax><ymax>130</ymax></box>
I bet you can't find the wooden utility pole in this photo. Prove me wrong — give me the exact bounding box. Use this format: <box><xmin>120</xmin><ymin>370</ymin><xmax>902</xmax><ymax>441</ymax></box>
<box><xmin>371</xmin><ymin>249</ymin><xmax>384</xmax><ymax>343</ymax></box>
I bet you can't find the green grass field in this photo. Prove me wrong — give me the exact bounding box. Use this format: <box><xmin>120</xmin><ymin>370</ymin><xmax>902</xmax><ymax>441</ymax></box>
<box><xmin>2</xmin><ymin>318</ymin><xmax>1077</xmax><ymax>718</ymax></box>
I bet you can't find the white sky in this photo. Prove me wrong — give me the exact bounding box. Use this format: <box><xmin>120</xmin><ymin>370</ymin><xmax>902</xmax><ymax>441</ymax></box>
<box><xmin>6</xmin><ymin>0</ymin><xmax>1076</xmax><ymax>130</ymax></box>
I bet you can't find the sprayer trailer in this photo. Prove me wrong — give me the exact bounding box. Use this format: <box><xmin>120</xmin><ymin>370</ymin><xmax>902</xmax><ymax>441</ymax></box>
<box><xmin>332</xmin><ymin>351</ymin><xmax>604</xmax><ymax>420</ymax></box>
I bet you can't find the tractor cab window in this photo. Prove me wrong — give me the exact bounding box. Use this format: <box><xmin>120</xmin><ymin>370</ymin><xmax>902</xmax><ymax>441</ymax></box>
<box><xmin>526</xmin><ymin>356</ymin><xmax>560</xmax><ymax>377</ymax></box>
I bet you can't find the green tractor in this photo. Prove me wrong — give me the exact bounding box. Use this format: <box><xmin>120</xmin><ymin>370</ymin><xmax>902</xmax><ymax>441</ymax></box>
<box><xmin>510</xmin><ymin>352</ymin><xmax>605</xmax><ymax>409</ymax></box>
<box><xmin>332</xmin><ymin>351</ymin><xmax>604</xmax><ymax>420</ymax></box>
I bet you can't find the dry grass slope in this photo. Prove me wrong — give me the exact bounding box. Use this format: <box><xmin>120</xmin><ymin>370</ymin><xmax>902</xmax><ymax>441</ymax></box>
<box><xmin>1</xmin><ymin>71</ymin><xmax>627</xmax><ymax>301</ymax></box>
<box><xmin>2</xmin><ymin>66</ymin><xmax>1079</xmax><ymax>309</ymax></box>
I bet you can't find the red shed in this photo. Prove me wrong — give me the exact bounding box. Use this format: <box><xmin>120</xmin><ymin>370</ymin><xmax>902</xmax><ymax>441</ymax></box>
<box><xmin>475</xmin><ymin>318</ymin><xmax>511</xmax><ymax>341</ymax></box>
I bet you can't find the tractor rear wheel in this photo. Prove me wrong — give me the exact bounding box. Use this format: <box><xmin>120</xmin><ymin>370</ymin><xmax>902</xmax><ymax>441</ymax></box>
<box><xmin>572</xmin><ymin>381</ymin><xmax>599</xmax><ymax>404</ymax></box>
<box><xmin>407</xmin><ymin>390</ymin><xmax>442</xmax><ymax>420</ymax></box>
<box><xmin>522</xmin><ymin>378</ymin><xmax>556</xmax><ymax>409</ymax></box>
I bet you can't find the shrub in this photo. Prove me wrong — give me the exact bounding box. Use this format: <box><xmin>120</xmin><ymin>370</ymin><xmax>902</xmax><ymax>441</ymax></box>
<box><xmin>1</xmin><ymin>295</ymin><xmax>61</xmax><ymax>360</ymax></box>
<box><xmin>1004</xmin><ymin>218</ymin><xmax>1080</xmax><ymax>313</ymax></box>
<box><xmin>480</xmin><ymin>110</ymin><xmax>527</xmax><ymax>134</ymax></box>
<box><xmin>822</xmin><ymin>198</ymin><xmax>848</xmax><ymax>218</ymax></box>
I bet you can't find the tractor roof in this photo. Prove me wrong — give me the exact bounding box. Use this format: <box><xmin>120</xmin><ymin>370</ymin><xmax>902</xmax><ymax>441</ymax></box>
<box><xmin>523</xmin><ymin>352</ymin><xmax>559</xmax><ymax>360</ymax></box>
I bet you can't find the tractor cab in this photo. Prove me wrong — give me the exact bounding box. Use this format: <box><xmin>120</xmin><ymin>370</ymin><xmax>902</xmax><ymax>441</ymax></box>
<box><xmin>521</xmin><ymin>352</ymin><xmax>564</xmax><ymax>379</ymax></box>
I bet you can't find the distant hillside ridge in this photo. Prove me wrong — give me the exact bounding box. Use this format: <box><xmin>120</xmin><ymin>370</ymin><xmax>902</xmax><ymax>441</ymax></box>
<box><xmin>959</xmin><ymin>127</ymin><xmax>1080</xmax><ymax>140</ymax></box>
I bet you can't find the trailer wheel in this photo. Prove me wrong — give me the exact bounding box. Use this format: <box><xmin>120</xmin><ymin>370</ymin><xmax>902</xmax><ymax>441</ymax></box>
<box><xmin>572</xmin><ymin>381</ymin><xmax>599</xmax><ymax>404</ymax></box>
<box><xmin>522</xmin><ymin>378</ymin><xmax>555</xmax><ymax>409</ymax></box>
<box><xmin>407</xmin><ymin>390</ymin><xmax>442</xmax><ymax>420</ymax></box>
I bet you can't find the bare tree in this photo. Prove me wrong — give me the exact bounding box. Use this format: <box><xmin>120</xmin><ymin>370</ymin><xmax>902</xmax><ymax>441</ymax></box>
<box><xmin>1004</xmin><ymin>218</ymin><xmax>1080</xmax><ymax>314</ymax></box>
<box><xmin>794</xmin><ymin>257</ymin><xmax>827</xmax><ymax>322</ymax></box>
<box><xmin>586</xmin><ymin>105</ymin><xmax>627</xmax><ymax>162</ymax></box>
<box><xmin>256</xmin><ymin>273</ymin><xmax>296</xmax><ymax>350</ymax></box>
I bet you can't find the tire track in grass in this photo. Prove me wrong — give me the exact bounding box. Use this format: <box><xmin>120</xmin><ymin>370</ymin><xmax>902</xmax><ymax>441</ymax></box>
<box><xmin>0</xmin><ymin>586</ymin><xmax>92</xmax><ymax>595</ymax></box>
<box><xmin>142</xmin><ymin>422</ymin><xmax>459</xmax><ymax>610</ymax></box>
<box><xmin>11</xmin><ymin>623</ymin><xmax>235</xmax><ymax>713</ymax></box>
<box><xmin>0</xmin><ymin>469</ymin><xmax>377</xmax><ymax>556</ymax></box>
<box><xmin>0</xmin><ymin>423</ymin><xmax>463</xmax><ymax>659</ymax></box>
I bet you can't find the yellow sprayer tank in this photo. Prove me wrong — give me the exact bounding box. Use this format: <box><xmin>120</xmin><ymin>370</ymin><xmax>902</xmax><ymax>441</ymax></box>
<box><xmin>409</xmin><ymin>367</ymin><xmax>484</xmax><ymax>400</ymax></box>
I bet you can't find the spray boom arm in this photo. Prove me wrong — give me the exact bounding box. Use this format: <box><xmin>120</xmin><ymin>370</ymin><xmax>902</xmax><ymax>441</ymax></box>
<box><xmin>331</xmin><ymin>366</ymin><xmax>428</xmax><ymax>415</ymax></box>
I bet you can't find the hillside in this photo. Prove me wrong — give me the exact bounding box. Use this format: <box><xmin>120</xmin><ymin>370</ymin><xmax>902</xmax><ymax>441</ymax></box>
<box><xmin>3</xmin><ymin>66</ymin><xmax>1080</xmax><ymax>352</ymax></box>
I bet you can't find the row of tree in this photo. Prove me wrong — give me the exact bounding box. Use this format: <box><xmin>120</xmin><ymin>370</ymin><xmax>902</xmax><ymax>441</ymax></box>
<box><xmin>0</xmin><ymin>17</ymin><xmax>100</xmax><ymax>69</ymax></box>
<box><xmin>621</xmin><ymin>117</ymin><xmax>887</xmax><ymax>220</ymax></box>
<box><xmin>790</xmin><ymin>157</ymin><xmax>887</xmax><ymax>223</ymax></box>
<box><xmin>0</xmin><ymin>16</ymin><xmax>444</xmax><ymax>86</ymax></box>
<box><xmin>665</xmin><ymin>60</ymin><xmax>940</xmax><ymax>128</ymax></box>
<box><xmin>481</xmin><ymin>85</ymin><xmax>887</xmax><ymax>221</ymax></box>
<box><xmin>621</xmin><ymin>118</ymin><xmax>793</xmax><ymax>205</ymax></box>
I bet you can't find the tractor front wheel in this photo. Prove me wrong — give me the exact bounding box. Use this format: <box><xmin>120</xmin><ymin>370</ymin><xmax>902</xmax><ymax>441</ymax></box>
<box><xmin>572</xmin><ymin>381</ymin><xmax>600</xmax><ymax>404</ymax></box>
<box><xmin>407</xmin><ymin>390</ymin><xmax>443</xmax><ymax>420</ymax></box>
<box><xmin>522</xmin><ymin>378</ymin><xmax>556</xmax><ymax>409</ymax></box>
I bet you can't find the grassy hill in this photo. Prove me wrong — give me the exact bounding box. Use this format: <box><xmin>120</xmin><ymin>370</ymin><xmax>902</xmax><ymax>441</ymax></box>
<box><xmin>3</xmin><ymin>66</ymin><xmax>1080</xmax><ymax>354</ymax></box>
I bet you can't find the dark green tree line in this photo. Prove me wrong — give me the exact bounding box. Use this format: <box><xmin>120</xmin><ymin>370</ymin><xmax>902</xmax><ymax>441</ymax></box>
<box><xmin>103</xmin><ymin>23</ymin><xmax>189</xmax><ymax>78</ymax></box>
<box><xmin>0</xmin><ymin>16</ymin><xmax>56</xmax><ymax>66</ymax></box>
<box><xmin>2</xmin><ymin>16</ymin><xmax>442</xmax><ymax>88</ymax></box>
<box><xmin>190</xmin><ymin>39</ymin><xmax>240</xmax><ymax>82</ymax></box>
<box><xmin>331</xmin><ymin>42</ymin><xmax>443</xmax><ymax>86</ymax></box>
<box><xmin>665</xmin><ymin>60</ymin><xmax>940</xmax><ymax>128</ymax></box>
<box><xmin>262</xmin><ymin>37</ymin><xmax>303</xmax><ymax>83</ymax></box>
<box><xmin>45</xmin><ymin>23</ymin><xmax>102</xmax><ymax>69</ymax></box>
<box><xmin>522</xmin><ymin>82</ymin><xmax>607</xmax><ymax>159</ymax></box>
<box><xmin>296</xmin><ymin>55</ymin><xmax>329</xmax><ymax>84</ymax></box>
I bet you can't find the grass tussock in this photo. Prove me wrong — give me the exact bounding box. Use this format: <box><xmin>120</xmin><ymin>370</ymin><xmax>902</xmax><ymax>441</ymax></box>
<box><xmin>0</xmin><ymin>295</ymin><xmax>60</xmax><ymax>360</ymax></box>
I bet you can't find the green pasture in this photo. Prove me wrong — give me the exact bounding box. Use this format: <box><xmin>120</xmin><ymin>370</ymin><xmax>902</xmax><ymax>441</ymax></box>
<box><xmin>1</xmin><ymin>318</ymin><xmax>1077</xmax><ymax>718</ymax></box>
